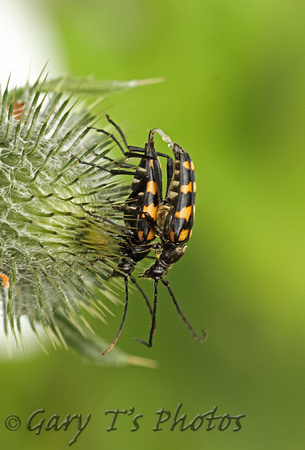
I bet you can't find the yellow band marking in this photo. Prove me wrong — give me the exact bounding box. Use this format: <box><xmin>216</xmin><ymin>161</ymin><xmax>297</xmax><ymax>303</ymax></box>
<box><xmin>181</xmin><ymin>182</ymin><xmax>192</xmax><ymax>194</ymax></box>
<box><xmin>142</xmin><ymin>203</ymin><xmax>158</xmax><ymax>220</ymax></box>
<box><xmin>174</xmin><ymin>205</ymin><xmax>192</xmax><ymax>221</ymax></box>
<box><xmin>178</xmin><ymin>229</ymin><xmax>190</xmax><ymax>241</ymax></box>
<box><xmin>146</xmin><ymin>181</ymin><xmax>157</xmax><ymax>195</ymax></box>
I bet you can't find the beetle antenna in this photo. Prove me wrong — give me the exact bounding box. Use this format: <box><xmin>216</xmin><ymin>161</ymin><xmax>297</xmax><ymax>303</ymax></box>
<box><xmin>102</xmin><ymin>276</ymin><xmax>129</xmax><ymax>355</ymax></box>
<box><xmin>161</xmin><ymin>278</ymin><xmax>207</xmax><ymax>342</ymax></box>
<box><xmin>134</xmin><ymin>279</ymin><xmax>158</xmax><ymax>347</ymax></box>
<box><xmin>129</xmin><ymin>275</ymin><xmax>153</xmax><ymax>316</ymax></box>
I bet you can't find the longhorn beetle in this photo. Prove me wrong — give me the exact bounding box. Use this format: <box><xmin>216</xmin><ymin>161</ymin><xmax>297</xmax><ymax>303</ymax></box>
<box><xmin>79</xmin><ymin>117</ymin><xmax>173</xmax><ymax>354</ymax></box>
<box><xmin>138</xmin><ymin>130</ymin><xmax>207</xmax><ymax>348</ymax></box>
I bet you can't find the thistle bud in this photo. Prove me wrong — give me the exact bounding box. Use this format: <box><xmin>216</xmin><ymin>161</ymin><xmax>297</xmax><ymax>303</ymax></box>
<box><xmin>0</xmin><ymin>71</ymin><xmax>158</xmax><ymax>368</ymax></box>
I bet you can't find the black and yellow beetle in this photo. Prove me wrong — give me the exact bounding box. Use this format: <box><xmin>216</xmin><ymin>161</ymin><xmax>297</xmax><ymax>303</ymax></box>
<box><xmin>79</xmin><ymin>118</ymin><xmax>172</xmax><ymax>354</ymax></box>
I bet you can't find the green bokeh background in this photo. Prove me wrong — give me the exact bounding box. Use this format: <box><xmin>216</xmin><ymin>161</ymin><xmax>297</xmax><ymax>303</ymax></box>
<box><xmin>1</xmin><ymin>0</ymin><xmax>305</xmax><ymax>448</ymax></box>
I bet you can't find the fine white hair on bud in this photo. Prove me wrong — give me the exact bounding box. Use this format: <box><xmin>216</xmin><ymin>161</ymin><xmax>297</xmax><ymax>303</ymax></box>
<box><xmin>0</xmin><ymin>70</ymin><xmax>158</xmax><ymax>368</ymax></box>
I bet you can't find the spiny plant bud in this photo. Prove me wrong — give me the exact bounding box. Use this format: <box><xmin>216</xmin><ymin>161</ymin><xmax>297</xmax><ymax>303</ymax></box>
<box><xmin>0</xmin><ymin>71</ymin><xmax>158</xmax><ymax>368</ymax></box>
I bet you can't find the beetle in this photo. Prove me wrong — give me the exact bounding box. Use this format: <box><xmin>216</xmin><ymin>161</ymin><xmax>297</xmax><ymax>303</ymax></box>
<box><xmin>79</xmin><ymin>117</ymin><xmax>173</xmax><ymax>354</ymax></box>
